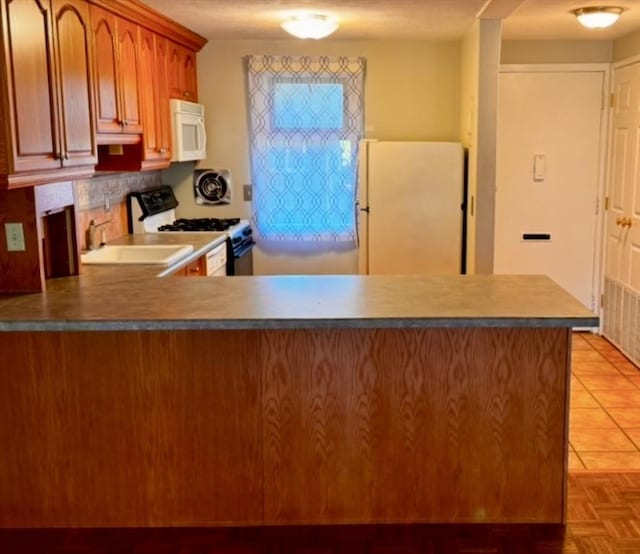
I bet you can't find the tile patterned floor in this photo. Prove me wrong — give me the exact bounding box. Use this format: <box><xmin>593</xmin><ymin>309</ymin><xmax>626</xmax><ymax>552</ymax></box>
<box><xmin>570</xmin><ymin>333</ymin><xmax>640</xmax><ymax>471</ymax></box>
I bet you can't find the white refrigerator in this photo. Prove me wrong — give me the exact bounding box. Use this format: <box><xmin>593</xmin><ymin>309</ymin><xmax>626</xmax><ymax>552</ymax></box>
<box><xmin>357</xmin><ymin>140</ymin><xmax>465</xmax><ymax>275</ymax></box>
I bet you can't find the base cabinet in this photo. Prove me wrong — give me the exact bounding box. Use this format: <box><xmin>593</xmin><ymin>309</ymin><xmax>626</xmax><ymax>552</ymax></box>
<box><xmin>0</xmin><ymin>327</ymin><xmax>570</xmax><ymax>527</ymax></box>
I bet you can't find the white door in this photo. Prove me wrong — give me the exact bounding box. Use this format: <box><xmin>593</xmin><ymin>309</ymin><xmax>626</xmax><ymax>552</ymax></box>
<box><xmin>495</xmin><ymin>69</ymin><xmax>605</xmax><ymax>310</ymax></box>
<box><xmin>603</xmin><ymin>62</ymin><xmax>640</xmax><ymax>360</ymax></box>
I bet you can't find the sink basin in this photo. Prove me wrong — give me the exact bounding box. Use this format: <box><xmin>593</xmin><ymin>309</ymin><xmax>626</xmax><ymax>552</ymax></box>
<box><xmin>81</xmin><ymin>245</ymin><xmax>194</xmax><ymax>266</ymax></box>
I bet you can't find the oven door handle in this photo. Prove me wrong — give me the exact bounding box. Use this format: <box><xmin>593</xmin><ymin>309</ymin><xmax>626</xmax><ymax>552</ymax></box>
<box><xmin>233</xmin><ymin>241</ymin><xmax>255</xmax><ymax>258</ymax></box>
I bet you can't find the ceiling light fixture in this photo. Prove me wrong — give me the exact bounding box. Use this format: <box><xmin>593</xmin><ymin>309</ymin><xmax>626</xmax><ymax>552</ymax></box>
<box><xmin>281</xmin><ymin>14</ymin><xmax>338</xmax><ymax>39</ymax></box>
<box><xmin>572</xmin><ymin>6</ymin><xmax>624</xmax><ymax>29</ymax></box>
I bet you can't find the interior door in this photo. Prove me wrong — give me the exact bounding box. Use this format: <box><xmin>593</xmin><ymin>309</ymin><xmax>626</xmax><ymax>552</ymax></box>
<box><xmin>495</xmin><ymin>69</ymin><xmax>605</xmax><ymax>311</ymax></box>
<box><xmin>603</xmin><ymin>62</ymin><xmax>640</xmax><ymax>359</ymax></box>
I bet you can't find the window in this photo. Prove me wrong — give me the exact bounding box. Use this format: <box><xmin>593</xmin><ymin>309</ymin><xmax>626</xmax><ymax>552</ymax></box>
<box><xmin>245</xmin><ymin>56</ymin><xmax>366</xmax><ymax>245</ymax></box>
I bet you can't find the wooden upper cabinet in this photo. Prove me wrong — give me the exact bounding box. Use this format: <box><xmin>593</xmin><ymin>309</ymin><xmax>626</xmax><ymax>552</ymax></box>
<box><xmin>138</xmin><ymin>27</ymin><xmax>170</xmax><ymax>168</ymax></box>
<box><xmin>168</xmin><ymin>40</ymin><xmax>198</xmax><ymax>102</ymax></box>
<box><xmin>91</xmin><ymin>6</ymin><xmax>120</xmax><ymax>133</ymax></box>
<box><xmin>0</xmin><ymin>0</ymin><xmax>205</xmax><ymax>187</ymax></box>
<box><xmin>117</xmin><ymin>17</ymin><xmax>142</xmax><ymax>133</ymax></box>
<box><xmin>90</xmin><ymin>4</ymin><xmax>141</xmax><ymax>137</ymax></box>
<box><xmin>155</xmin><ymin>36</ymin><xmax>172</xmax><ymax>161</ymax></box>
<box><xmin>0</xmin><ymin>0</ymin><xmax>95</xmax><ymax>188</ymax></box>
<box><xmin>2</xmin><ymin>0</ymin><xmax>61</xmax><ymax>176</ymax></box>
<box><xmin>52</xmin><ymin>0</ymin><xmax>96</xmax><ymax>167</ymax></box>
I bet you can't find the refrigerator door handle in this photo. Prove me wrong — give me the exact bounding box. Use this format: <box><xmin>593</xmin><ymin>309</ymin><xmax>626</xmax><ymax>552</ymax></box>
<box><xmin>354</xmin><ymin>202</ymin><xmax>369</xmax><ymax>250</ymax></box>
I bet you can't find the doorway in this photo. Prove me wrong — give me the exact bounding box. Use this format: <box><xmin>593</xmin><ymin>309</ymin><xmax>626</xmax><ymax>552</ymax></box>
<box><xmin>495</xmin><ymin>65</ymin><xmax>608</xmax><ymax>312</ymax></box>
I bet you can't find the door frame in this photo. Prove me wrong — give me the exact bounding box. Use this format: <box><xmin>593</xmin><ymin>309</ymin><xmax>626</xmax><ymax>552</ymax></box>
<box><xmin>498</xmin><ymin>63</ymin><xmax>610</xmax><ymax>321</ymax></box>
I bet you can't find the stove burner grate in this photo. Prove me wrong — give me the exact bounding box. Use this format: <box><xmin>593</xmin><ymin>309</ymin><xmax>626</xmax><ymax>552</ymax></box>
<box><xmin>157</xmin><ymin>217</ymin><xmax>241</xmax><ymax>232</ymax></box>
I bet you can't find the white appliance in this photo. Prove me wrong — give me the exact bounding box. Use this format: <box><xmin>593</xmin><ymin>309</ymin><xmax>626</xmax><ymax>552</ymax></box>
<box><xmin>358</xmin><ymin>140</ymin><xmax>464</xmax><ymax>275</ymax></box>
<box><xmin>198</xmin><ymin>241</ymin><xmax>227</xmax><ymax>276</ymax></box>
<box><xmin>127</xmin><ymin>186</ymin><xmax>254</xmax><ymax>275</ymax></box>
<box><xmin>170</xmin><ymin>99</ymin><xmax>207</xmax><ymax>162</ymax></box>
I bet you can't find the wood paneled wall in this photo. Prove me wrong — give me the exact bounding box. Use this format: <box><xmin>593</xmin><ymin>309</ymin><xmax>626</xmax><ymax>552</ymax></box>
<box><xmin>0</xmin><ymin>188</ymin><xmax>43</xmax><ymax>292</ymax></box>
<box><xmin>0</xmin><ymin>327</ymin><xmax>570</xmax><ymax>527</ymax></box>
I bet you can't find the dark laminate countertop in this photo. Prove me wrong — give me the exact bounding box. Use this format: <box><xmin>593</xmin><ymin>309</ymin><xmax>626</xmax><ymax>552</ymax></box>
<box><xmin>0</xmin><ymin>264</ymin><xmax>598</xmax><ymax>331</ymax></box>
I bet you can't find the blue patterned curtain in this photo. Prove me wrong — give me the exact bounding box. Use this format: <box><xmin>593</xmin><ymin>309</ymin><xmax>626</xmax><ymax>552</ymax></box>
<box><xmin>245</xmin><ymin>55</ymin><xmax>366</xmax><ymax>245</ymax></box>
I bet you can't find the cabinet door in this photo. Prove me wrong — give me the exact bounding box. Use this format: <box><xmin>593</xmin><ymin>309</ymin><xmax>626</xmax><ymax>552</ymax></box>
<box><xmin>4</xmin><ymin>0</ymin><xmax>61</xmax><ymax>172</ymax></box>
<box><xmin>183</xmin><ymin>258</ymin><xmax>204</xmax><ymax>276</ymax></box>
<box><xmin>168</xmin><ymin>41</ymin><xmax>198</xmax><ymax>101</ymax></box>
<box><xmin>138</xmin><ymin>27</ymin><xmax>160</xmax><ymax>160</ymax></box>
<box><xmin>182</xmin><ymin>48</ymin><xmax>198</xmax><ymax>102</ymax></box>
<box><xmin>90</xmin><ymin>4</ymin><xmax>120</xmax><ymax>133</ymax></box>
<box><xmin>52</xmin><ymin>0</ymin><xmax>96</xmax><ymax>167</ymax></box>
<box><xmin>138</xmin><ymin>28</ymin><xmax>170</xmax><ymax>168</ymax></box>
<box><xmin>155</xmin><ymin>35</ymin><xmax>172</xmax><ymax>160</ymax></box>
<box><xmin>167</xmin><ymin>40</ymin><xmax>183</xmax><ymax>99</ymax></box>
<box><xmin>117</xmin><ymin>17</ymin><xmax>142</xmax><ymax>133</ymax></box>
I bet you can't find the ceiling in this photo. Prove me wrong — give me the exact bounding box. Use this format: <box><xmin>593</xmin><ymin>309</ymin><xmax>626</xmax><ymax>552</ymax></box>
<box><xmin>141</xmin><ymin>0</ymin><xmax>640</xmax><ymax>42</ymax></box>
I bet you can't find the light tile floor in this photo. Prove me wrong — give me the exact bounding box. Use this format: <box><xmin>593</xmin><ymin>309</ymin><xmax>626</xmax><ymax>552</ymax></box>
<box><xmin>570</xmin><ymin>332</ymin><xmax>640</xmax><ymax>470</ymax></box>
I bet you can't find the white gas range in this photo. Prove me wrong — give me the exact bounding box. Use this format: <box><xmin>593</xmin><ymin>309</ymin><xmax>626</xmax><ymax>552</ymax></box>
<box><xmin>127</xmin><ymin>186</ymin><xmax>254</xmax><ymax>275</ymax></box>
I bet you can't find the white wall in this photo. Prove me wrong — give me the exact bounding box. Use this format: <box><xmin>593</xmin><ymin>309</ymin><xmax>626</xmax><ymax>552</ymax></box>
<box><xmin>501</xmin><ymin>40</ymin><xmax>612</xmax><ymax>64</ymax></box>
<box><xmin>459</xmin><ymin>21</ymin><xmax>479</xmax><ymax>273</ymax></box>
<box><xmin>458</xmin><ymin>20</ymin><xmax>501</xmax><ymax>275</ymax></box>
<box><xmin>163</xmin><ymin>39</ymin><xmax>461</xmax><ymax>275</ymax></box>
<box><xmin>613</xmin><ymin>29</ymin><xmax>640</xmax><ymax>61</ymax></box>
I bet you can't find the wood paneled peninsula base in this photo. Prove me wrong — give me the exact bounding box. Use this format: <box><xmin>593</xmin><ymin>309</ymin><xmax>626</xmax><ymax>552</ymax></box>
<box><xmin>0</xmin><ymin>275</ymin><xmax>597</xmax><ymax>528</ymax></box>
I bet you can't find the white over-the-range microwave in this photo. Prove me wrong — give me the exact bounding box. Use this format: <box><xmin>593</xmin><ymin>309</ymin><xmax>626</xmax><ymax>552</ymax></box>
<box><xmin>170</xmin><ymin>99</ymin><xmax>207</xmax><ymax>162</ymax></box>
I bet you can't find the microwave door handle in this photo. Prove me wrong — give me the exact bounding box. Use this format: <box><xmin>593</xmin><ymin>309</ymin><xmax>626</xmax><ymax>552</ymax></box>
<box><xmin>197</xmin><ymin>118</ymin><xmax>207</xmax><ymax>155</ymax></box>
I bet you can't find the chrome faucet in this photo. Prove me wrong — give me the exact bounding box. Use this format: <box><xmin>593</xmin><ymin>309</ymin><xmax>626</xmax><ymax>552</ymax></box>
<box><xmin>88</xmin><ymin>219</ymin><xmax>111</xmax><ymax>250</ymax></box>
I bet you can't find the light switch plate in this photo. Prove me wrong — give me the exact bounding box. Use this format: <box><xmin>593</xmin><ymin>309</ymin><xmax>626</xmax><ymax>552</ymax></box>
<box><xmin>533</xmin><ymin>154</ymin><xmax>545</xmax><ymax>182</ymax></box>
<box><xmin>5</xmin><ymin>223</ymin><xmax>26</xmax><ymax>251</ymax></box>
<box><xmin>243</xmin><ymin>184</ymin><xmax>253</xmax><ymax>202</ymax></box>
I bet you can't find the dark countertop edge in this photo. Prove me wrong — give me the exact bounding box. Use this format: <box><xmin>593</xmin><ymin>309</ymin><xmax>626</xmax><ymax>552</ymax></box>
<box><xmin>0</xmin><ymin>316</ymin><xmax>600</xmax><ymax>332</ymax></box>
<box><xmin>155</xmin><ymin>235</ymin><xmax>227</xmax><ymax>277</ymax></box>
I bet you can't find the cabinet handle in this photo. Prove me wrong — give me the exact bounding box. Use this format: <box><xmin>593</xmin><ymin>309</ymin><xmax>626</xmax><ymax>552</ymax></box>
<box><xmin>159</xmin><ymin>147</ymin><xmax>167</xmax><ymax>154</ymax></box>
<box><xmin>184</xmin><ymin>91</ymin><xmax>190</xmax><ymax>97</ymax></box>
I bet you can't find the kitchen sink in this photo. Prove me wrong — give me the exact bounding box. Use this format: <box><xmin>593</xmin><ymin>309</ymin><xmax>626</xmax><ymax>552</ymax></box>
<box><xmin>81</xmin><ymin>245</ymin><xmax>194</xmax><ymax>266</ymax></box>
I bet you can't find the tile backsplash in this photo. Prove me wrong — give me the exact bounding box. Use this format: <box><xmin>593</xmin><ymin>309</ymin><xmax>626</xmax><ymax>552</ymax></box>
<box><xmin>74</xmin><ymin>171</ymin><xmax>162</xmax><ymax>250</ymax></box>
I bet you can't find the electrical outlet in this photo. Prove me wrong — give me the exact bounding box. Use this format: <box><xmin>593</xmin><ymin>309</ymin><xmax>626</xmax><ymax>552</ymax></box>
<box><xmin>5</xmin><ymin>223</ymin><xmax>26</xmax><ymax>251</ymax></box>
<box><xmin>243</xmin><ymin>184</ymin><xmax>253</xmax><ymax>202</ymax></box>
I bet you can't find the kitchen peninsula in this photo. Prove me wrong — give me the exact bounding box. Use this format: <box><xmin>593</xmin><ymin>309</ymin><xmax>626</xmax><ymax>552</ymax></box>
<box><xmin>0</xmin><ymin>274</ymin><xmax>596</xmax><ymax>528</ymax></box>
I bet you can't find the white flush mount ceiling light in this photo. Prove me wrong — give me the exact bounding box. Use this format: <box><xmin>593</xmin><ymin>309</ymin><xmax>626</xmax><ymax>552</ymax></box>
<box><xmin>572</xmin><ymin>6</ymin><xmax>624</xmax><ymax>29</ymax></box>
<box><xmin>281</xmin><ymin>14</ymin><xmax>338</xmax><ymax>39</ymax></box>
